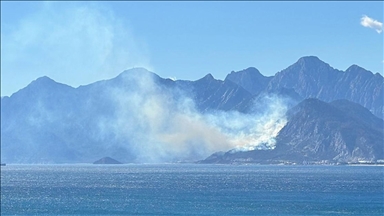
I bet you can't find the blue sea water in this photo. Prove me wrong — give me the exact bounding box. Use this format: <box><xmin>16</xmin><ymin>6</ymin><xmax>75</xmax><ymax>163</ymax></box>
<box><xmin>1</xmin><ymin>164</ymin><xmax>383</xmax><ymax>215</ymax></box>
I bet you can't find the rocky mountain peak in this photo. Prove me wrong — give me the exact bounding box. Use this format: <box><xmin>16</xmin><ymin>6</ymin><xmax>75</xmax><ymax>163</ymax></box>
<box><xmin>345</xmin><ymin>64</ymin><xmax>375</xmax><ymax>78</ymax></box>
<box><xmin>346</xmin><ymin>64</ymin><xmax>364</xmax><ymax>71</ymax></box>
<box><xmin>227</xmin><ymin>67</ymin><xmax>262</xmax><ymax>77</ymax></box>
<box><xmin>204</xmin><ymin>73</ymin><xmax>215</xmax><ymax>79</ymax></box>
<box><xmin>27</xmin><ymin>76</ymin><xmax>58</xmax><ymax>89</ymax></box>
<box><xmin>225</xmin><ymin>67</ymin><xmax>271</xmax><ymax>95</ymax></box>
<box><xmin>297</xmin><ymin>56</ymin><xmax>325</xmax><ymax>65</ymax></box>
<box><xmin>225</xmin><ymin>67</ymin><xmax>265</xmax><ymax>83</ymax></box>
<box><xmin>117</xmin><ymin>67</ymin><xmax>156</xmax><ymax>79</ymax></box>
<box><xmin>291</xmin><ymin>56</ymin><xmax>332</xmax><ymax>72</ymax></box>
<box><xmin>197</xmin><ymin>73</ymin><xmax>215</xmax><ymax>82</ymax></box>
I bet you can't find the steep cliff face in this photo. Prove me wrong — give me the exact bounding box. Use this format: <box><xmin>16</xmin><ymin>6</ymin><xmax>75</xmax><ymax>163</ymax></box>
<box><xmin>335</xmin><ymin>65</ymin><xmax>383</xmax><ymax>118</ymax></box>
<box><xmin>267</xmin><ymin>56</ymin><xmax>341</xmax><ymax>99</ymax></box>
<box><xmin>266</xmin><ymin>56</ymin><xmax>383</xmax><ymax>117</ymax></box>
<box><xmin>276</xmin><ymin>99</ymin><xmax>383</xmax><ymax>163</ymax></box>
<box><xmin>201</xmin><ymin>98</ymin><xmax>384</xmax><ymax>164</ymax></box>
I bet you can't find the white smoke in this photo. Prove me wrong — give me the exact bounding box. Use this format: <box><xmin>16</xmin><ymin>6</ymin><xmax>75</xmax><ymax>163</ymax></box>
<box><xmin>99</xmin><ymin>70</ymin><xmax>288</xmax><ymax>162</ymax></box>
<box><xmin>211</xmin><ymin>95</ymin><xmax>288</xmax><ymax>152</ymax></box>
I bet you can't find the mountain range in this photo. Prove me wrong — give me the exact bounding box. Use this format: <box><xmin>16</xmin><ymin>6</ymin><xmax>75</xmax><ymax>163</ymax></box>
<box><xmin>1</xmin><ymin>56</ymin><xmax>383</xmax><ymax>164</ymax></box>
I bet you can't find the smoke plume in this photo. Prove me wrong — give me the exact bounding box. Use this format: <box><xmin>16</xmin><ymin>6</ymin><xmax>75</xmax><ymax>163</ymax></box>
<box><xmin>98</xmin><ymin>69</ymin><xmax>288</xmax><ymax>163</ymax></box>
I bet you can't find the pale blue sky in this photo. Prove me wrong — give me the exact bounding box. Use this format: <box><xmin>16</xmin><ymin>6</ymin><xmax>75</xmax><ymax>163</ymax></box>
<box><xmin>1</xmin><ymin>1</ymin><xmax>383</xmax><ymax>96</ymax></box>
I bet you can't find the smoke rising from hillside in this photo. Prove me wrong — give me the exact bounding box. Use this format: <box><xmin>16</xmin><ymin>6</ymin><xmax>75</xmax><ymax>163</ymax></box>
<box><xmin>99</xmin><ymin>70</ymin><xmax>288</xmax><ymax>162</ymax></box>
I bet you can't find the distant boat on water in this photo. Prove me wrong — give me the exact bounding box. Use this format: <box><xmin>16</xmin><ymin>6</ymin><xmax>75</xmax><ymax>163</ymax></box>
<box><xmin>1</xmin><ymin>163</ymin><xmax>6</xmax><ymax>166</ymax></box>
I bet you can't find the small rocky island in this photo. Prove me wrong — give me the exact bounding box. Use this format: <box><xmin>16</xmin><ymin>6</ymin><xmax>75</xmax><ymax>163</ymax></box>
<box><xmin>93</xmin><ymin>157</ymin><xmax>123</xmax><ymax>164</ymax></box>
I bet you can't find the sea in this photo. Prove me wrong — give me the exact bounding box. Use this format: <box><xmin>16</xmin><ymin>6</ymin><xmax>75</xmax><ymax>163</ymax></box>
<box><xmin>1</xmin><ymin>164</ymin><xmax>383</xmax><ymax>215</ymax></box>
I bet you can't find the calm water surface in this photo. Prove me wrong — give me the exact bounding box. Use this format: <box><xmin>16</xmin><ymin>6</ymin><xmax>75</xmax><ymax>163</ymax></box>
<box><xmin>1</xmin><ymin>164</ymin><xmax>383</xmax><ymax>215</ymax></box>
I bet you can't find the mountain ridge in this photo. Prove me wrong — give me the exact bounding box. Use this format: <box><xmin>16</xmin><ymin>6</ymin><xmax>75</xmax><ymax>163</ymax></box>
<box><xmin>9</xmin><ymin>55</ymin><xmax>382</xmax><ymax>116</ymax></box>
<box><xmin>1</xmin><ymin>56</ymin><xmax>383</xmax><ymax>164</ymax></box>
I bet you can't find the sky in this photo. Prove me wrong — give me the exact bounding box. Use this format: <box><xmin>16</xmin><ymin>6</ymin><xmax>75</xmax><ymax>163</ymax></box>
<box><xmin>1</xmin><ymin>1</ymin><xmax>383</xmax><ymax>96</ymax></box>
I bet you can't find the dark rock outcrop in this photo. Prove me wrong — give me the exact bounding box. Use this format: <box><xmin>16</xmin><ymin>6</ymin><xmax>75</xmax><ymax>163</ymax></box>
<box><xmin>93</xmin><ymin>157</ymin><xmax>122</xmax><ymax>164</ymax></box>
